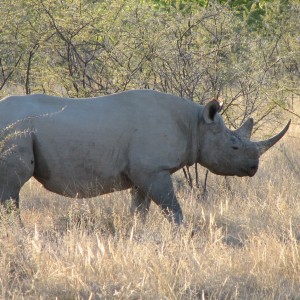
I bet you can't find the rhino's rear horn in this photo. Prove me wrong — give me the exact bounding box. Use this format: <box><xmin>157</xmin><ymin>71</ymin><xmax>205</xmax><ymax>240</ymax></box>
<box><xmin>234</xmin><ymin>118</ymin><xmax>254</xmax><ymax>140</ymax></box>
<box><xmin>257</xmin><ymin>120</ymin><xmax>291</xmax><ymax>156</ymax></box>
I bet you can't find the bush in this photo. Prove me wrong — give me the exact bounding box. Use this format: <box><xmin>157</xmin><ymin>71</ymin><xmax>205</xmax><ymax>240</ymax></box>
<box><xmin>0</xmin><ymin>0</ymin><xmax>299</xmax><ymax>127</ymax></box>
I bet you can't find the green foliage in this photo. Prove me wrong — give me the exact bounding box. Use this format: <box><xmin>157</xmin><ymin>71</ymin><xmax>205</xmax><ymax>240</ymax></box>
<box><xmin>150</xmin><ymin>0</ymin><xmax>293</xmax><ymax>30</ymax></box>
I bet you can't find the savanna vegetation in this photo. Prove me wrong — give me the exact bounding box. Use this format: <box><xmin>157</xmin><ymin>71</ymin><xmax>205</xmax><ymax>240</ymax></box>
<box><xmin>0</xmin><ymin>0</ymin><xmax>299</xmax><ymax>298</ymax></box>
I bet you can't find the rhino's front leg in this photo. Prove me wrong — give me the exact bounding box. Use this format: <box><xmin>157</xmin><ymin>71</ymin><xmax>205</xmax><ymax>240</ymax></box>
<box><xmin>132</xmin><ymin>171</ymin><xmax>183</xmax><ymax>225</ymax></box>
<box><xmin>130</xmin><ymin>186</ymin><xmax>151</xmax><ymax>223</ymax></box>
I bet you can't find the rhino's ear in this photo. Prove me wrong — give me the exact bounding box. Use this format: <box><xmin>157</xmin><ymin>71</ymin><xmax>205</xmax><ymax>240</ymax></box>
<box><xmin>203</xmin><ymin>99</ymin><xmax>221</xmax><ymax>124</ymax></box>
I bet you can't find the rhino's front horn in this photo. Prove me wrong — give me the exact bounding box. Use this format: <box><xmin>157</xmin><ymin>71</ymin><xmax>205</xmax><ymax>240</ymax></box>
<box><xmin>234</xmin><ymin>118</ymin><xmax>254</xmax><ymax>140</ymax></box>
<box><xmin>257</xmin><ymin>120</ymin><xmax>291</xmax><ymax>156</ymax></box>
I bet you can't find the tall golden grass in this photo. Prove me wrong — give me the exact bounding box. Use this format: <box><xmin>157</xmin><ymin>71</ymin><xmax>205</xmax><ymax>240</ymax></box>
<box><xmin>0</xmin><ymin>117</ymin><xmax>299</xmax><ymax>299</ymax></box>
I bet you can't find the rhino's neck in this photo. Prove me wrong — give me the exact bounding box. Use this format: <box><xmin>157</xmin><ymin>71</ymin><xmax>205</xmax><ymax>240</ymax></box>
<box><xmin>184</xmin><ymin>106</ymin><xmax>204</xmax><ymax>167</ymax></box>
<box><xmin>194</xmin><ymin>106</ymin><xmax>208</xmax><ymax>166</ymax></box>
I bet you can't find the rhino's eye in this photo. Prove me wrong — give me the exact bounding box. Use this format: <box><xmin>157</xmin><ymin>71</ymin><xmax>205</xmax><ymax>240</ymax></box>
<box><xmin>232</xmin><ymin>146</ymin><xmax>239</xmax><ymax>150</ymax></box>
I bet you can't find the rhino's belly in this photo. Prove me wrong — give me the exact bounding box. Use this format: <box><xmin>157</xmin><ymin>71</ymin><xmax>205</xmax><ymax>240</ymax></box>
<box><xmin>34</xmin><ymin>172</ymin><xmax>133</xmax><ymax>198</ymax></box>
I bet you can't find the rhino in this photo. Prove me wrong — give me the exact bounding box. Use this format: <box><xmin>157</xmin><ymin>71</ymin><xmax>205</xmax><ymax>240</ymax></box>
<box><xmin>0</xmin><ymin>90</ymin><xmax>290</xmax><ymax>224</ymax></box>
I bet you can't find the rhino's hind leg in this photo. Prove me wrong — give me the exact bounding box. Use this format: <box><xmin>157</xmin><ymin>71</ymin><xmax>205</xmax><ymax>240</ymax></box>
<box><xmin>0</xmin><ymin>132</ymin><xmax>35</xmax><ymax>218</ymax></box>
<box><xmin>130</xmin><ymin>186</ymin><xmax>151</xmax><ymax>223</ymax></box>
<box><xmin>133</xmin><ymin>171</ymin><xmax>183</xmax><ymax>225</ymax></box>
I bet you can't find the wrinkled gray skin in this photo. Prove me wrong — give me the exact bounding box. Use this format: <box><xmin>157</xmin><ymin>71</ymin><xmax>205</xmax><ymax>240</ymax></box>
<box><xmin>0</xmin><ymin>90</ymin><xmax>290</xmax><ymax>224</ymax></box>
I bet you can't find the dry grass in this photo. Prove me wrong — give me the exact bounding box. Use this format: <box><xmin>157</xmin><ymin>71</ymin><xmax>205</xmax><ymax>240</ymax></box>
<box><xmin>0</xmin><ymin>118</ymin><xmax>299</xmax><ymax>299</ymax></box>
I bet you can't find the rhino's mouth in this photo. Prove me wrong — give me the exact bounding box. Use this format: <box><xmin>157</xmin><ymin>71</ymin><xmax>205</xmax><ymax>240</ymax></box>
<box><xmin>240</xmin><ymin>164</ymin><xmax>258</xmax><ymax>177</ymax></box>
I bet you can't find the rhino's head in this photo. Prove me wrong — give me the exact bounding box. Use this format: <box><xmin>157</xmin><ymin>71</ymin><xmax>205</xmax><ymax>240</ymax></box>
<box><xmin>198</xmin><ymin>100</ymin><xmax>290</xmax><ymax>177</ymax></box>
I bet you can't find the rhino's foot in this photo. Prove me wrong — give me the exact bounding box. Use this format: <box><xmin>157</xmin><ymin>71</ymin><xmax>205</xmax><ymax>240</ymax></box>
<box><xmin>0</xmin><ymin>198</ymin><xmax>24</xmax><ymax>228</ymax></box>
